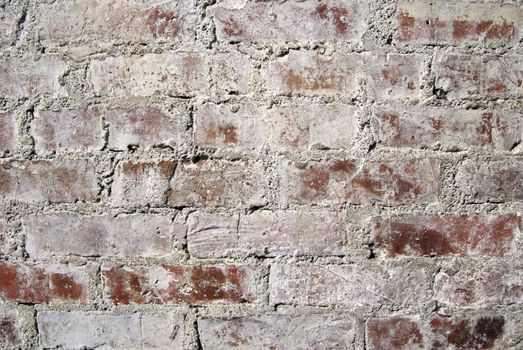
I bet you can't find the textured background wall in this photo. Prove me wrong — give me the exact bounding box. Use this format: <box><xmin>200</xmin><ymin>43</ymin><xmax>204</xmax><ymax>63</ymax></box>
<box><xmin>0</xmin><ymin>0</ymin><xmax>522</xmax><ymax>349</ymax></box>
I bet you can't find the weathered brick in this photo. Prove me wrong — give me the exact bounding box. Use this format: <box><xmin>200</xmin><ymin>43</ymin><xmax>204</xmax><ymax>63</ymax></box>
<box><xmin>0</xmin><ymin>112</ymin><xmax>16</xmax><ymax>154</ymax></box>
<box><xmin>433</xmin><ymin>54</ymin><xmax>523</xmax><ymax>99</ymax></box>
<box><xmin>372</xmin><ymin>107</ymin><xmax>517</xmax><ymax>151</ymax></box>
<box><xmin>0</xmin><ymin>6</ymin><xmax>19</xmax><ymax>47</ymax></box>
<box><xmin>373</xmin><ymin>213</ymin><xmax>520</xmax><ymax>257</ymax></box>
<box><xmin>238</xmin><ymin>210</ymin><xmax>346</xmax><ymax>256</ymax></box>
<box><xmin>110</xmin><ymin>160</ymin><xmax>177</xmax><ymax>207</ymax></box>
<box><xmin>280</xmin><ymin>158</ymin><xmax>440</xmax><ymax>206</ymax></box>
<box><xmin>0</xmin><ymin>306</ymin><xmax>34</xmax><ymax>348</ymax></box>
<box><xmin>367</xmin><ymin>316</ymin><xmax>424</xmax><ymax>350</ymax></box>
<box><xmin>36</xmin><ymin>0</ymin><xmax>198</xmax><ymax>47</ymax></box>
<box><xmin>434</xmin><ymin>259</ymin><xmax>523</xmax><ymax>308</ymax></box>
<box><xmin>365</xmin><ymin>54</ymin><xmax>424</xmax><ymax>100</ymax></box>
<box><xmin>430</xmin><ymin>314</ymin><xmax>507</xmax><ymax>349</ymax></box>
<box><xmin>32</xmin><ymin>108</ymin><xmax>104</xmax><ymax>153</ymax></box>
<box><xmin>0</xmin><ymin>262</ymin><xmax>88</xmax><ymax>304</ymax></box>
<box><xmin>24</xmin><ymin>213</ymin><xmax>178</xmax><ymax>259</ymax></box>
<box><xmin>199</xmin><ymin>315</ymin><xmax>359</xmax><ymax>349</ymax></box>
<box><xmin>38</xmin><ymin>311</ymin><xmax>184</xmax><ymax>349</ymax></box>
<box><xmin>104</xmin><ymin>107</ymin><xmax>182</xmax><ymax>150</ymax></box>
<box><xmin>211</xmin><ymin>1</ymin><xmax>368</xmax><ymax>43</ymax></box>
<box><xmin>494</xmin><ymin>111</ymin><xmax>523</xmax><ymax>152</ymax></box>
<box><xmin>0</xmin><ymin>159</ymin><xmax>98</xmax><ymax>204</ymax></box>
<box><xmin>395</xmin><ymin>0</ymin><xmax>522</xmax><ymax>47</ymax></box>
<box><xmin>0</xmin><ymin>55</ymin><xmax>66</xmax><ymax>98</ymax></box>
<box><xmin>89</xmin><ymin>53</ymin><xmax>208</xmax><ymax>97</ymax></box>
<box><xmin>267</xmin><ymin>51</ymin><xmax>361</xmax><ymax>96</ymax></box>
<box><xmin>102</xmin><ymin>265</ymin><xmax>257</xmax><ymax>305</ymax></box>
<box><xmin>212</xmin><ymin>52</ymin><xmax>252</xmax><ymax>95</ymax></box>
<box><xmin>168</xmin><ymin>161</ymin><xmax>267</xmax><ymax>208</ymax></box>
<box><xmin>269</xmin><ymin>262</ymin><xmax>430</xmax><ymax>310</ymax></box>
<box><xmin>366</xmin><ymin>313</ymin><xmax>512</xmax><ymax>350</ymax></box>
<box><xmin>187</xmin><ymin>212</ymin><xmax>239</xmax><ymax>258</ymax></box>
<box><xmin>456</xmin><ymin>159</ymin><xmax>523</xmax><ymax>203</ymax></box>
<box><xmin>187</xmin><ymin>210</ymin><xmax>346</xmax><ymax>258</ymax></box>
<box><xmin>195</xmin><ymin>103</ymin><xmax>358</xmax><ymax>151</ymax></box>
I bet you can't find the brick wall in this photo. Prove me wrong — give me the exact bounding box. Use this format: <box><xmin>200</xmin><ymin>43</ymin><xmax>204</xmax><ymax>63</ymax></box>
<box><xmin>0</xmin><ymin>0</ymin><xmax>522</xmax><ymax>349</ymax></box>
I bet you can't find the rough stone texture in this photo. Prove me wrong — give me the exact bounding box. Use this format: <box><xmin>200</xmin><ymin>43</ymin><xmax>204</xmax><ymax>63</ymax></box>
<box><xmin>1</xmin><ymin>0</ymin><xmax>522</xmax><ymax>348</ymax></box>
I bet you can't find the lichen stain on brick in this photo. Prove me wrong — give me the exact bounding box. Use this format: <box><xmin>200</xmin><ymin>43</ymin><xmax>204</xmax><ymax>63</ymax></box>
<box><xmin>146</xmin><ymin>8</ymin><xmax>180</xmax><ymax>38</ymax></box>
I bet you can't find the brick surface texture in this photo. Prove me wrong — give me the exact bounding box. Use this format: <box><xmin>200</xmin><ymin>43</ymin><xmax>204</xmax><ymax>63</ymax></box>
<box><xmin>0</xmin><ymin>0</ymin><xmax>522</xmax><ymax>349</ymax></box>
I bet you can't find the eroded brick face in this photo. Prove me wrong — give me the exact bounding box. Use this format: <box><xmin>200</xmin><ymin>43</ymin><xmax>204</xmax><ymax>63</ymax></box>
<box><xmin>102</xmin><ymin>265</ymin><xmax>257</xmax><ymax>305</ymax></box>
<box><xmin>395</xmin><ymin>0</ymin><xmax>522</xmax><ymax>47</ymax></box>
<box><xmin>373</xmin><ymin>213</ymin><xmax>520</xmax><ymax>257</ymax></box>
<box><xmin>3</xmin><ymin>0</ymin><xmax>523</xmax><ymax>348</ymax></box>
<box><xmin>280</xmin><ymin>158</ymin><xmax>440</xmax><ymax>206</ymax></box>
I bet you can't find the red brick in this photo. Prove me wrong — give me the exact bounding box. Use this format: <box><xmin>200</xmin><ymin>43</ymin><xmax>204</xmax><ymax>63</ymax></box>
<box><xmin>434</xmin><ymin>259</ymin><xmax>523</xmax><ymax>308</ymax></box>
<box><xmin>269</xmin><ymin>262</ymin><xmax>430</xmax><ymax>310</ymax></box>
<box><xmin>102</xmin><ymin>265</ymin><xmax>257</xmax><ymax>305</ymax></box>
<box><xmin>0</xmin><ymin>159</ymin><xmax>98</xmax><ymax>204</ymax></box>
<box><xmin>88</xmin><ymin>53</ymin><xmax>208</xmax><ymax>97</ymax></box>
<box><xmin>395</xmin><ymin>0</ymin><xmax>522</xmax><ymax>47</ymax></box>
<box><xmin>267</xmin><ymin>51</ymin><xmax>361</xmax><ymax>96</ymax></box>
<box><xmin>280</xmin><ymin>158</ymin><xmax>440</xmax><ymax>206</ymax></box>
<box><xmin>0</xmin><ymin>262</ymin><xmax>88</xmax><ymax>304</ymax></box>
<box><xmin>211</xmin><ymin>1</ymin><xmax>368</xmax><ymax>43</ymax></box>
<box><xmin>365</xmin><ymin>54</ymin><xmax>424</xmax><ymax>100</ymax></box>
<box><xmin>433</xmin><ymin>54</ymin><xmax>523</xmax><ymax>99</ymax></box>
<box><xmin>373</xmin><ymin>213</ymin><xmax>520</xmax><ymax>257</ymax></box>
<box><xmin>430</xmin><ymin>314</ymin><xmax>506</xmax><ymax>350</ymax></box>
<box><xmin>110</xmin><ymin>160</ymin><xmax>177</xmax><ymax>207</ymax></box>
<box><xmin>372</xmin><ymin>107</ymin><xmax>515</xmax><ymax>151</ymax></box>
<box><xmin>38</xmin><ymin>311</ymin><xmax>184</xmax><ymax>349</ymax></box>
<box><xmin>104</xmin><ymin>107</ymin><xmax>182</xmax><ymax>150</ymax></box>
<box><xmin>367</xmin><ymin>316</ymin><xmax>424</xmax><ymax>350</ymax></box>
<box><xmin>24</xmin><ymin>213</ymin><xmax>179</xmax><ymax>259</ymax></box>
<box><xmin>195</xmin><ymin>102</ymin><xmax>358</xmax><ymax>151</ymax></box>
<box><xmin>35</xmin><ymin>0</ymin><xmax>198</xmax><ymax>47</ymax></box>
<box><xmin>0</xmin><ymin>112</ymin><xmax>16</xmax><ymax>154</ymax></box>
<box><xmin>0</xmin><ymin>55</ymin><xmax>66</xmax><ymax>98</ymax></box>
<box><xmin>199</xmin><ymin>315</ymin><xmax>359</xmax><ymax>349</ymax></box>
<box><xmin>168</xmin><ymin>160</ymin><xmax>267</xmax><ymax>208</ymax></box>
<box><xmin>456</xmin><ymin>160</ymin><xmax>523</xmax><ymax>203</ymax></box>
<box><xmin>32</xmin><ymin>108</ymin><xmax>104</xmax><ymax>153</ymax></box>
